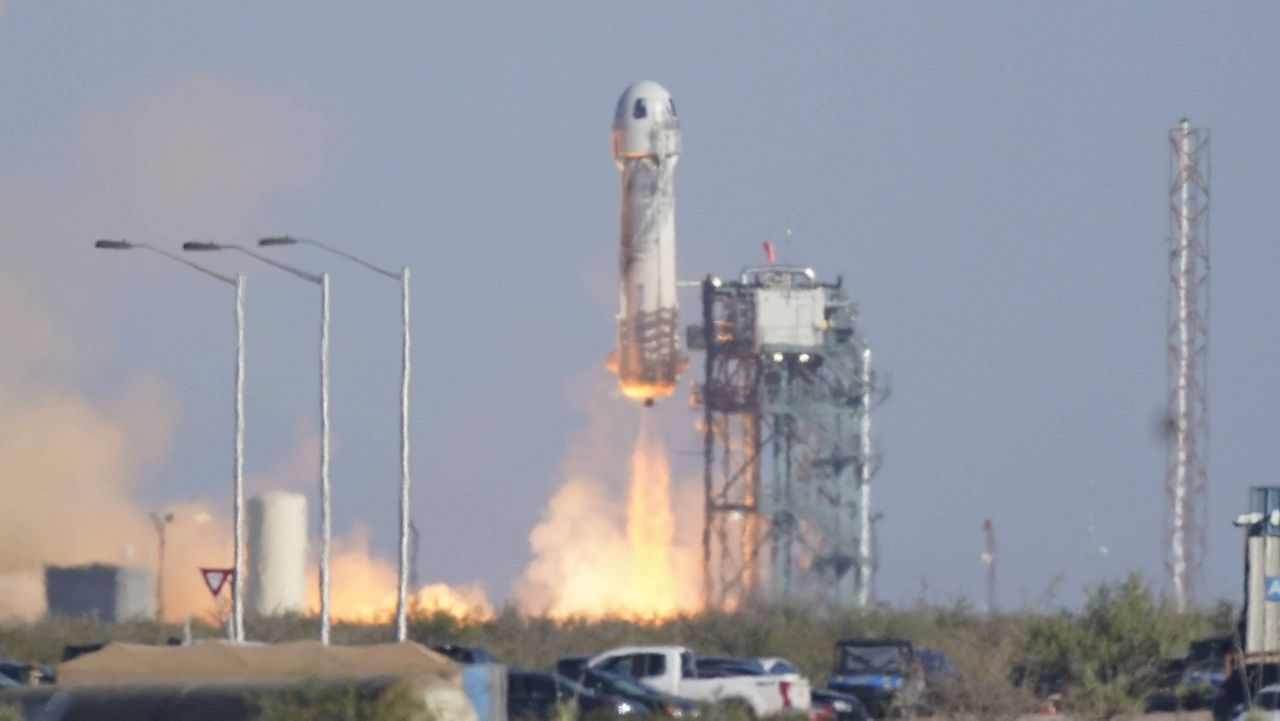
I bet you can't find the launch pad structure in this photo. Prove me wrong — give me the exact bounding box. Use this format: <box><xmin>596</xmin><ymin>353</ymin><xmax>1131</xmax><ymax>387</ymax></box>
<box><xmin>689</xmin><ymin>265</ymin><xmax>877</xmax><ymax>609</ymax></box>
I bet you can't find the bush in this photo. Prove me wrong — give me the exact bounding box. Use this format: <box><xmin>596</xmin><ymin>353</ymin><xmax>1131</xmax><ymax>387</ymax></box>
<box><xmin>1018</xmin><ymin>573</ymin><xmax>1209</xmax><ymax>720</ymax></box>
<box><xmin>254</xmin><ymin>679</ymin><xmax>426</xmax><ymax>721</ymax></box>
<box><xmin>928</xmin><ymin>623</ymin><xmax>1038</xmax><ymax>721</ymax></box>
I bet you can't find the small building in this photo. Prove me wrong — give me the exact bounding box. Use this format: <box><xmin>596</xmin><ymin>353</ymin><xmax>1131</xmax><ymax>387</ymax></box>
<box><xmin>44</xmin><ymin>563</ymin><xmax>154</xmax><ymax>622</ymax></box>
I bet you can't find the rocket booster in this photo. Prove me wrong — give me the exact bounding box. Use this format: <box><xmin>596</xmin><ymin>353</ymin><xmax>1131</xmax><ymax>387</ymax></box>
<box><xmin>608</xmin><ymin>81</ymin><xmax>685</xmax><ymax>406</ymax></box>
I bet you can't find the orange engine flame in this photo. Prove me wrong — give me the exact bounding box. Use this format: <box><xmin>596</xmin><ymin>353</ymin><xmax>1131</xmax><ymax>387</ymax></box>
<box><xmin>619</xmin><ymin>380</ymin><xmax>677</xmax><ymax>403</ymax></box>
<box><xmin>625</xmin><ymin>422</ymin><xmax>679</xmax><ymax>616</ymax></box>
<box><xmin>518</xmin><ymin>414</ymin><xmax>701</xmax><ymax>620</ymax></box>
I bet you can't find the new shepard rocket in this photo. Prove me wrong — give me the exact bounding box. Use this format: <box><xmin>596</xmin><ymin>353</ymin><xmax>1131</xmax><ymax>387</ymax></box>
<box><xmin>607</xmin><ymin>81</ymin><xmax>685</xmax><ymax>406</ymax></box>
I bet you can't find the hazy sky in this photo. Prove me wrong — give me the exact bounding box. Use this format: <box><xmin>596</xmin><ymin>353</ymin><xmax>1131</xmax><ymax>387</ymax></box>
<box><xmin>3</xmin><ymin>3</ymin><xmax>1279</xmax><ymax>611</ymax></box>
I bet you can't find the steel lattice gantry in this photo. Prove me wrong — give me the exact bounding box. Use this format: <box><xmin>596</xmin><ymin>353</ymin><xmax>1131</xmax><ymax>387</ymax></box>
<box><xmin>689</xmin><ymin>266</ymin><xmax>875</xmax><ymax>609</ymax></box>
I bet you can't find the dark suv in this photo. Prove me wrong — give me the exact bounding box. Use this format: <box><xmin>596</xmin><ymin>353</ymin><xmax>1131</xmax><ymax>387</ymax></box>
<box><xmin>827</xmin><ymin>639</ymin><xmax>922</xmax><ymax>718</ymax></box>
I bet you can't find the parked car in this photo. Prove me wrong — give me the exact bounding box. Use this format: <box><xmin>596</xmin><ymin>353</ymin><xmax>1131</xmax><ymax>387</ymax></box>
<box><xmin>0</xmin><ymin>654</ymin><xmax>53</xmax><ymax>686</ymax></box>
<box><xmin>1215</xmin><ymin>663</ymin><xmax>1280</xmax><ymax>721</ymax></box>
<box><xmin>695</xmin><ymin>656</ymin><xmax>767</xmax><ymax>678</ymax></box>
<box><xmin>557</xmin><ymin>654</ymin><xmax>594</xmax><ymax>680</ymax></box>
<box><xmin>1149</xmin><ymin>636</ymin><xmax>1230</xmax><ymax>712</ymax></box>
<box><xmin>811</xmin><ymin>688</ymin><xmax>872</xmax><ymax>721</ymax></box>
<box><xmin>755</xmin><ymin>658</ymin><xmax>802</xmax><ymax>676</ymax></box>
<box><xmin>507</xmin><ymin>670</ymin><xmax>636</xmax><ymax>720</ymax></box>
<box><xmin>1230</xmin><ymin>683</ymin><xmax>1280</xmax><ymax>721</ymax></box>
<box><xmin>589</xmin><ymin>646</ymin><xmax>811</xmax><ymax>717</ymax></box>
<box><xmin>576</xmin><ymin>667</ymin><xmax>703</xmax><ymax>718</ymax></box>
<box><xmin>826</xmin><ymin>638</ymin><xmax>923</xmax><ymax>718</ymax></box>
<box><xmin>430</xmin><ymin>644</ymin><xmax>496</xmax><ymax>665</ymax></box>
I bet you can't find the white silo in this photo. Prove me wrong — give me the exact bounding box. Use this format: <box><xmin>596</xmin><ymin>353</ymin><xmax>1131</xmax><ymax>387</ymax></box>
<box><xmin>248</xmin><ymin>491</ymin><xmax>308</xmax><ymax>616</ymax></box>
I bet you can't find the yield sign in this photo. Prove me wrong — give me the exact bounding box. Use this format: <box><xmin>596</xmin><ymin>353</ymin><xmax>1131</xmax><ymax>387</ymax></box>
<box><xmin>199</xmin><ymin>567</ymin><xmax>234</xmax><ymax>598</ymax></box>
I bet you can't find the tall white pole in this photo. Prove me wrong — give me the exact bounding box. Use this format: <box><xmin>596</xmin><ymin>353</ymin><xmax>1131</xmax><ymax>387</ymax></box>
<box><xmin>254</xmin><ymin>238</ymin><xmax>410</xmax><ymax>638</ymax></box>
<box><xmin>233</xmin><ymin>273</ymin><xmax>246</xmax><ymax>642</ymax></box>
<box><xmin>858</xmin><ymin>348</ymin><xmax>873</xmax><ymax>608</ymax></box>
<box><xmin>100</xmin><ymin>241</ymin><xmax>248</xmax><ymax>637</ymax></box>
<box><xmin>396</xmin><ymin>267</ymin><xmax>411</xmax><ymax>641</ymax></box>
<box><xmin>319</xmin><ymin>272</ymin><xmax>332</xmax><ymax>644</ymax></box>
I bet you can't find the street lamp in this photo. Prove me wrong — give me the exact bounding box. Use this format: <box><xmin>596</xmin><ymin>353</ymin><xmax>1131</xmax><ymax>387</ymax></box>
<box><xmin>184</xmin><ymin>241</ymin><xmax>334</xmax><ymax>645</ymax></box>
<box><xmin>258</xmin><ymin>235</ymin><xmax>413</xmax><ymax>642</ymax></box>
<box><xmin>94</xmin><ymin>239</ymin><xmax>246</xmax><ymax>642</ymax></box>
<box><xmin>149</xmin><ymin>511</ymin><xmax>175</xmax><ymax>622</ymax></box>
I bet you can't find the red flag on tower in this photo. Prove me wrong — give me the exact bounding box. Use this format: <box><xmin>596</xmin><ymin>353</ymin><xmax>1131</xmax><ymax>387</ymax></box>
<box><xmin>762</xmin><ymin>240</ymin><xmax>776</xmax><ymax>265</ymax></box>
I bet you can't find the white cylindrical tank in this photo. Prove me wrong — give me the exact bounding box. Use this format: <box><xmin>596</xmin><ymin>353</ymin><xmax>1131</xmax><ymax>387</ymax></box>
<box><xmin>248</xmin><ymin>491</ymin><xmax>307</xmax><ymax>616</ymax></box>
<box><xmin>608</xmin><ymin>80</ymin><xmax>685</xmax><ymax>406</ymax></box>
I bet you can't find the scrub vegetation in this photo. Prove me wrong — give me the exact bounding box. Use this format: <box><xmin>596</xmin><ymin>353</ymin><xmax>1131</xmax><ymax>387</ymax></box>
<box><xmin>0</xmin><ymin>573</ymin><xmax>1238</xmax><ymax>720</ymax></box>
<box><xmin>252</xmin><ymin>679</ymin><xmax>426</xmax><ymax>721</ymax></box>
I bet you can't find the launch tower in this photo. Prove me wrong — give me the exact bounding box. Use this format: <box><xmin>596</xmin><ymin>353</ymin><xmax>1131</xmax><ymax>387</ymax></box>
<box><xmin>690</xmin><ymin>266</ymin><xmax>876</xmax><ymax>608</ymax></box>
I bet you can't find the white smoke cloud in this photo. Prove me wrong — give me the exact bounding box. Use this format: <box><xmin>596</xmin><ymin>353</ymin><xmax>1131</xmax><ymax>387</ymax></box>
<box><xmin>0</xmin><ymin>75</ymin><xmax>329</xmax><ymax>621</ymax></box>
<box><xmin>0</xmin><ymin>75</ymin><xmax>484</xmax><ymax>623</ymax></box>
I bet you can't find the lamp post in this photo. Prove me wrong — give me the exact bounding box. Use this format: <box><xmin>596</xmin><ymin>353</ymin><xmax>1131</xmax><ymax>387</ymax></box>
<box><xmin>183</xmin><ymin>241</ymin><xmax>333</xmax><ymax>644</ymax></box>
<box><xmin>93</xmin><ymin>240</ymin><xmax>246</xmax><ymax>642</ymax></box>
<box><xmin>258</xmin><ymin>235</ymin><xmax>413</xmax><ymax>642</ymax></box>
<box><xmin>149</xmin><ymin>511</ymin><xmax>175</xmax><ymax>621</ymax></box>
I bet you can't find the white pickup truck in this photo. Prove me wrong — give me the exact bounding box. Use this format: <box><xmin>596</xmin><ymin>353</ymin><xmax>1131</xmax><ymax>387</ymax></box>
<box><xmin>587</xmin><ymin>646</ymin><xmax>811</xmax><ymax>718</ymax></box>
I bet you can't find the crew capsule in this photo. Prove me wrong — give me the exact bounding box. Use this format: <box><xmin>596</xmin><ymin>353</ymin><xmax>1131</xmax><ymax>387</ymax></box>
<box><xmin>612</xmin><ymin>81</ymin><xmax>681</xmax><ymax>160</ymax></box>
<box><xmin>607</xmin><ymin>81</ymin><xmax>686</xmax><ymax>406</ymax></box>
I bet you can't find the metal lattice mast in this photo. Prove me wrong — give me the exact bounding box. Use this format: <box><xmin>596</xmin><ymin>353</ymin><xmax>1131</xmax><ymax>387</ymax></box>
<box><xmin>982</xmin><ymin>519</ymin><xmax>996</xmax><ymax>614</ymax></box>
<box><xmin>1166</xmin><ymin>118</ymin><xmax>1210</xmax><ymax>611</ymax></box>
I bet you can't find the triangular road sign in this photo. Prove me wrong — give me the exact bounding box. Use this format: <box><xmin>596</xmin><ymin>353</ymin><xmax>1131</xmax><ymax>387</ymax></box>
<box><xmin>199</xmin><ymin>567</ymin><xmax>234</xmax><ymax>598</ymax></box>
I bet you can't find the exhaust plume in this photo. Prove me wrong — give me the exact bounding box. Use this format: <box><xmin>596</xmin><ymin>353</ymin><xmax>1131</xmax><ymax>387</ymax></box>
<box><xmin>519</xmin><ymin>409</ymin><xmax>700</xmax><ymax>619</ymax></box>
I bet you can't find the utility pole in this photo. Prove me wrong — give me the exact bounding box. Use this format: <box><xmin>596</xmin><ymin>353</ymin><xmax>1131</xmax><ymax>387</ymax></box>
<box><xmin>150</xmin><ymin>511</ymin><xmax>174</xmax><ymax>621</ymax></box>
<box><xmin>257</xmin><ymin>236</ymin><xmax>412</xmax><ymax>641</ymax></box>
<box><xmin>95</xmin><ymin>240</ymin><xmax>246</xmax><ymax>640</ymax></box>
<box><xmin>185</xmin><ymin>241</ymin><xmax>331</xmax><ymax>642</ymax></box>
<box><xmin>409</xmin><ymin>521</ymin><xmax>421</xmax><ymax>592</ymax></box>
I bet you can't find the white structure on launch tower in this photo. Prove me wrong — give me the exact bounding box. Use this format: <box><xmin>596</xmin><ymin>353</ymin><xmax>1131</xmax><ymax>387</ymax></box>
<box><xmin>608</xmin><ymin>81</ymin><xmax>685</xmax><ymax>405</ymax></box>
<box><xmin>248</xmin><ymin>491</ymin><xmax>308</xmax><ymax>616</ymax></box>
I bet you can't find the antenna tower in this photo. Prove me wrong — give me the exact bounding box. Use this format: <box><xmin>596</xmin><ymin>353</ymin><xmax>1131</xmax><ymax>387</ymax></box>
<box><xmin>982</xmin><ymin>519</ymin><xmax>996</xmax><ymax>614</ymax></box>
<box><xmin>1166</xmin><ymin>118</ymin><xmax>1210</xmax><ymax>611</ymax></box>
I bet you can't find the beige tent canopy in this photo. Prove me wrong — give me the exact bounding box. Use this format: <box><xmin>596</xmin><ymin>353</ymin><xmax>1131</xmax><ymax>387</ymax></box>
<box><xmin>57</xmin><ymin>640</ymin><xmax>460</xmax><ymax>686</ymax></box>
<box><xmin>40</xmin><ymin>640</ymin><xmax>479</xmax><ymax>721</ymax></box>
